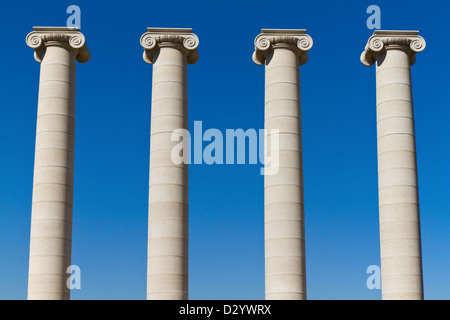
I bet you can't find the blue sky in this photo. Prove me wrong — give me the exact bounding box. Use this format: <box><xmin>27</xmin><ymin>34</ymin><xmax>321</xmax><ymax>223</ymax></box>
<box><xmin>0</xmin><ymin>0</ymin><xmax>449</xmax><ymax>300</ymax></box>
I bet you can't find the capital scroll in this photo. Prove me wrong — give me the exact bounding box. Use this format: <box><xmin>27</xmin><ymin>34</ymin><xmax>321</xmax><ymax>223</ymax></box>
<box><xmin>252</xmin><ymin>29</ymin><xmax>313</xmax><ymax>66</ymax></box>
<box><xmin>26</xmin><ymin>27</ymin><xmax>90</xmax><ymax>63</ymax></box>
<box><xmin>361</xmin><ymin>30</ymin><xmax>426</xmax><ymax>66</ymax></box>
<box><xmin>140</xmin><ymin>28</ymin><xmax>199</xmax><ymax>64</ymax></box>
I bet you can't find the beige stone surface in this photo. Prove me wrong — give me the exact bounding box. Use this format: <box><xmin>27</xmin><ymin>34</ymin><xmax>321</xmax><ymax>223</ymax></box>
<box><xmin>253</xmin><ymin>29</ymin><xmax>312</xmax><ymax>300</ymax></box>
<box><xmin>141</xmin><ymin>28</ymin><xmax>198</xmax><ymax>300</ymax></box>
<box><xmin>361</xmin><ymin>30</ymin><xmax>425</xmax><ymax>300</ymax></box>
<box><xmin>26</xmin><ymin>27</ymin><xmax>89</xmax><ymax>300</ymax></box>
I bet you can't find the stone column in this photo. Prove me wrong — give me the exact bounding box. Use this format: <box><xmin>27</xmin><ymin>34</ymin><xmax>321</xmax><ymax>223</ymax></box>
<box><xmin>361</xmin><ymin>30</ymin><xmax>426</xmax><ymax>300</ymax></box>
<box><xmin>253</xmin><ymin>29</ymin><xmax>313</xmax><ymax>300</ymax></box>
<box><xmin>26</xmin><ymin>27</ymin><xmax>90</xmax><ymax>300</ymax></box>
<box><xmin>140</xmin><ymin>28</ymin><xmax>199</xmax><ymax>300</ymax></box>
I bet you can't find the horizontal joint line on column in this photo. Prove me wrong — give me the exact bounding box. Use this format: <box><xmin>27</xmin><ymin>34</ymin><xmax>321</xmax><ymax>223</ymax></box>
<box><xmin>265</xmin><ymin>219</ymin><xmax>303</xmax><ymax>223</ymax></box>
<box><xmin>377</xmin><ymin>133</ymin><xmax>415</xmax><ymax>140</ymax></box>
<box><xmin>266</xmin><ymin>291</ymin><xmax>306</xmax><ymax>295</ymax></box>
<box><xmin>38</xmin><ymin>96</ymin><xmax>74</xmax><ymax>103</ymax></box>
<box><xmin>377</xmin><ymin>98</ymin><xmax>413</xmax><ymax>105</ymax></box>
<box><xmin>266</xmin><ymin>65</ymin><xmax>299</xmax><ymax>70</ymax></box>
<box><xmin>30</xmin><ymin>217</ymin><xmax>72</xmax><ymax>223</ymax></box>
<box><xmin>147</xmin><ymin>241</ymin><xmax>189</xmax><ymax>246</ymax></box>
<box><xmin>265</xmin><ymin>202</ymin><xmax>304</xmax><ymax>207</ymax></box>
<box><xmin>380</xmin><ymin>239</ymin><xmax>420</xmax><ymax>243</ymax></box>
<box><xmin>153</xmin><ymin>64</ymin><xmax>187</xmax><ymax>70</ymax></box>
<box><xmin>379</xmin><ymin>273</ymin><xmax>422</xmax><ymax>277</ymax></box>
<box><xmin>152</xmin><ymin>97</ymin><xmax>187</xmax><ymax>104</ymax></box>
<box><xmin>147</xmin><ymin>292</ymin><xmax>188</xmax><ymax>296</ymax></box>
<box><xmin>150</xmin><ymin>159</ymin><xmax>189</xmax><ymax>166</ymax></box>
<box><xmin>41</xmin><ymin>62</ymin><xmax>75</xmax><ymax>68</ymax></box>
<box><xmin>149</xmin><ymin>183</ymin><xmax>187</xmax><ymax>188</ymax></box>
<box><xmin>380</xmin><ymin>252</ymin><xmax>421</xmax><ymax>258</ymax></box>
<box><xmin>379</xmin><ymin>221</ymin><xmax>420</xmax><ymax>227</ymax></box>
<box><xmin>34</xmin><ymin>165</ymin><xmax>74</xmax><ymax>171</ymax></box>
<box><xmin>28</xmin><ymin>294</ymin><xmax>70</xmax><ymax>299</ymax></box>
<box><xmin>380</xmin><ymin>240</ymin><xmax>421</xmax><ymax>245</ymax></box>
<box><xmin>379</xmin><ymin>184</ymin><xmax>417</xmax><ymax>190</ymax></box>
<box><xmin>379</xmin><ymin>202</ymin><xmax>418</xmax><ymax>208</ymax></box>
<box><xmin>148</xmin><ymin>218</ymin><xmax>187</xmax><ymax>222</ymax></box>
<box><xmin>151</xmin><ymin>114</ymin><xmax>187</xmax><ymax>121</ymax></box>
<box><xmin>266</xmin><ymin>272</ymin><xmax>305</xmax><ymax>276</ymax></box>
<box><xmin>377</xmin><ymin>148</ymin><xmax>415</xmax><ymax>154</ymax></box>
<box><xmin>147</xmin><ymin>273</ymin><xmax>187</xmax><ymax>277</ymax></box>
<box><xmin>37</xmin><ymin>113</ymin><xmax>74</xmax><ymax>120</ymax></box>
<box><xmin>264</xmin><ymin>132</ymin><xmax>303</xmax><ymax>138</ymax></box>
<box><xmin>265</xmin><ymin>115</ymin><xmax>300</xmax><ymax>121</ymax></box>
<box><xmin>376</xmin><ymin>66</ymin><xmax>411</xmax><ymax>72</ymax></box>
<box><xmin>378</xmin><ymin>167</ymin><xmax>416</xmax><ymax>173</ymax></box>
<box><xmin>150</xmin><ymin>145</ymin><xmax>179</xmax><ymax>151</ymax></box>
<box><xmin>376</xmin><ymin>83</ymin><xmax>411</xmax><ymax>91</ymax></box>
<box><xmin>151</xmin><ymin>130</ymin><xmax>186</xmax><ymax>136</ymax></box>
<box><xmin>377</xmin><ymin>116</ymin><xmax>413</xmax><ymax>123</ymax></box>
<box><xmin>265</xmin><ymin>98</ymin><xmax>300</xmax><ymax>104</ymax></box>
<box><xmin>36</xmin><ymin>130</ymin><xmax>74</xmax><ymax>137</ymax></box>
<box><xmin>264</xmin><ymin>150</ymin><xmax>303</xmax><ymax>154</ymax></box>
<box><xmin>265</xmin><ymin>183</ymin><xmax>303</xmax><ymax>189</ymax></box>
<box><xmin>265</xmin><ymin>131</ymin><xmax>302</xmax><ymax>137</ymax></box>
<box><xmin>29</xmin><ymin>254</ymin><xmax>71</xmax><ymax>258</ymax></box>
<box><xmin>148</xmin><ymin>200</ymin><xmax>187</xmax><ymax>205</ymax></box>
<box><xmin>382</xmin><ymin>249</ymin><xmax>422</xmax><ymax>259</ymax></box>
<box><xmin>28</xmin><ymin>274</ymin><xmax>70</xmax><ymax>278</ymax></box>
<box><xmin>265</xmin><ymin>201</ymin><xmax>303</xmax><ymax>205</ymax></box>
<box><xmin>148</xmin><ymin>254</ymin><xmax>188</xmax><ymax>258</ymax></box>
<box><xmin>149</xmin><ymin>165</ymin><xmax>186</xmax><ymax>171</ymax></box>
<box><xmin>263</xmin><ymin>166</ymin><xmax>303</xmax><ymax>171</ymax></box>
<box><xmin>27</xmin><ymin>294</ymin><xmax>70</xmax><ymax>299</ymax></box>
<box><xmin>265</xmin><ymin>140</ymin><xmax>303</xmax><ymax>145</ymax></box>
<box><xmin>30</xmin><ymin>236</ymin><xmax>71</xmax><ymax>241</ymax></box>
<box><xmin>32</xmin><ymin>200</ymin><xmax>73</xmax><ymax>205</ymax></box>
<box><xmin>40</xmin><ymin>79</ymin><xmax>74</xmax><ymax>86</ymax></box>
<box><xmin>265</xmin><ymin>81</ymin><xmax>299</xmax><ymax>88</ymax></box>
<box><xmin>39</xmin><ymin>96</ymin><xmax>75</xmax><ymax>102</ymax></box>
<box><xmin>265</xmin><ymin>237</ymin><xmax>304</xmax><ymax>241</ymax></box>
<box><xmin>380</xmin><ymin>236</ymin><xmax>421</xmax><ymax>242</ymax></box>
<box><xmin>153</xmin><ymin>80</ymin><xmax>187</xmax><ymax>86</ymax></box>
<box><xmin>382</xmin><ymin>293</ymin><xmax>423</xmax><ymax>298</ymax></box>
<box><xmin>266</xmin><ymin>203</ymin><xmax>304</xmax><ymax>208</ymax></box>
<box><xmin>35</xmin><ymin>147</ymin><xmax>74</xmax><ymax>154</ymax></box>
<box><xmin>33</xmin><ymin>182</ymin><xmax>73</xmax><ymax>188</ymax></box>
<box><xmin>150</xmin><ymin>166</ymin><xmax>186</xmax><ymax>171</ymax></box>
<box><xmin>265</xmin><ymin>184</ymin><xmax>303</xmax><ymax>190</ymax></box>
<box><xmin>378</xmin><ymin>150</ymin><xmax>415</xmax><ymax>157</ymax></box>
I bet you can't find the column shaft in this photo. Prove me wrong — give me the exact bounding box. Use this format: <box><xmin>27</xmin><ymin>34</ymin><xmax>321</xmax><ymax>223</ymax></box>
<box><xmin>264</xmin><ymin>46</ymin><xmax>306</xmax><ymax>300</ymax></box>
<box><xmin>147</xmin><ymin>45</ymin><xmax>189</xmax><ymax>300</ymax></box>
<box><xmin>375</xmin><ymin>47</ymin><xmax>423</xmax><ymax>300</ymax></box>
<box><xmin>28</xmin><ymin>44</ymin><xmax>76</xmax><ymax>300</ymax></box>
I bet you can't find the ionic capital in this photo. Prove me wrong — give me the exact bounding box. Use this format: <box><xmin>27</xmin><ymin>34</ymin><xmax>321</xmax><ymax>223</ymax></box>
<box><xmin>140</xmin><ymin>28</ymin><xmax>199</xmax><ymax>65</ymax></box>
<box><xmin>252</xmin><ymin>29</ymin><xmax>313</xmax><ymax>66</ymax></box>
<box><xmin>361</xmin><ymin>30</ymin><xmax>426</xmax><ymax>66</ymax></box>
<box><xmin>26</xmin><ymin>27</ymin><xmax>90</xmax><ymax>63</ymax></box>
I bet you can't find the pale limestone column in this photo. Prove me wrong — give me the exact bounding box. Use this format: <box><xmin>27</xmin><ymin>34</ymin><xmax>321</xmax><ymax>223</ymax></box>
<box><xmin>253</xmin><ymin>29</ymin><xmax>313</xmax><ymax>300</ymax></box>
<box><xmin>361</xmin><ymin>30</ymin><xmax>426</xmax><ymax>300</ymax></box>
<box><xmin>26</xmin><ymin>27</ymin><xmax>90</xmax><ymax>300</ymax></box>
<box><xmin>140</xmin><ymin>28</ymin><xmax>199</xmax><ymax>300</ymax></box>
